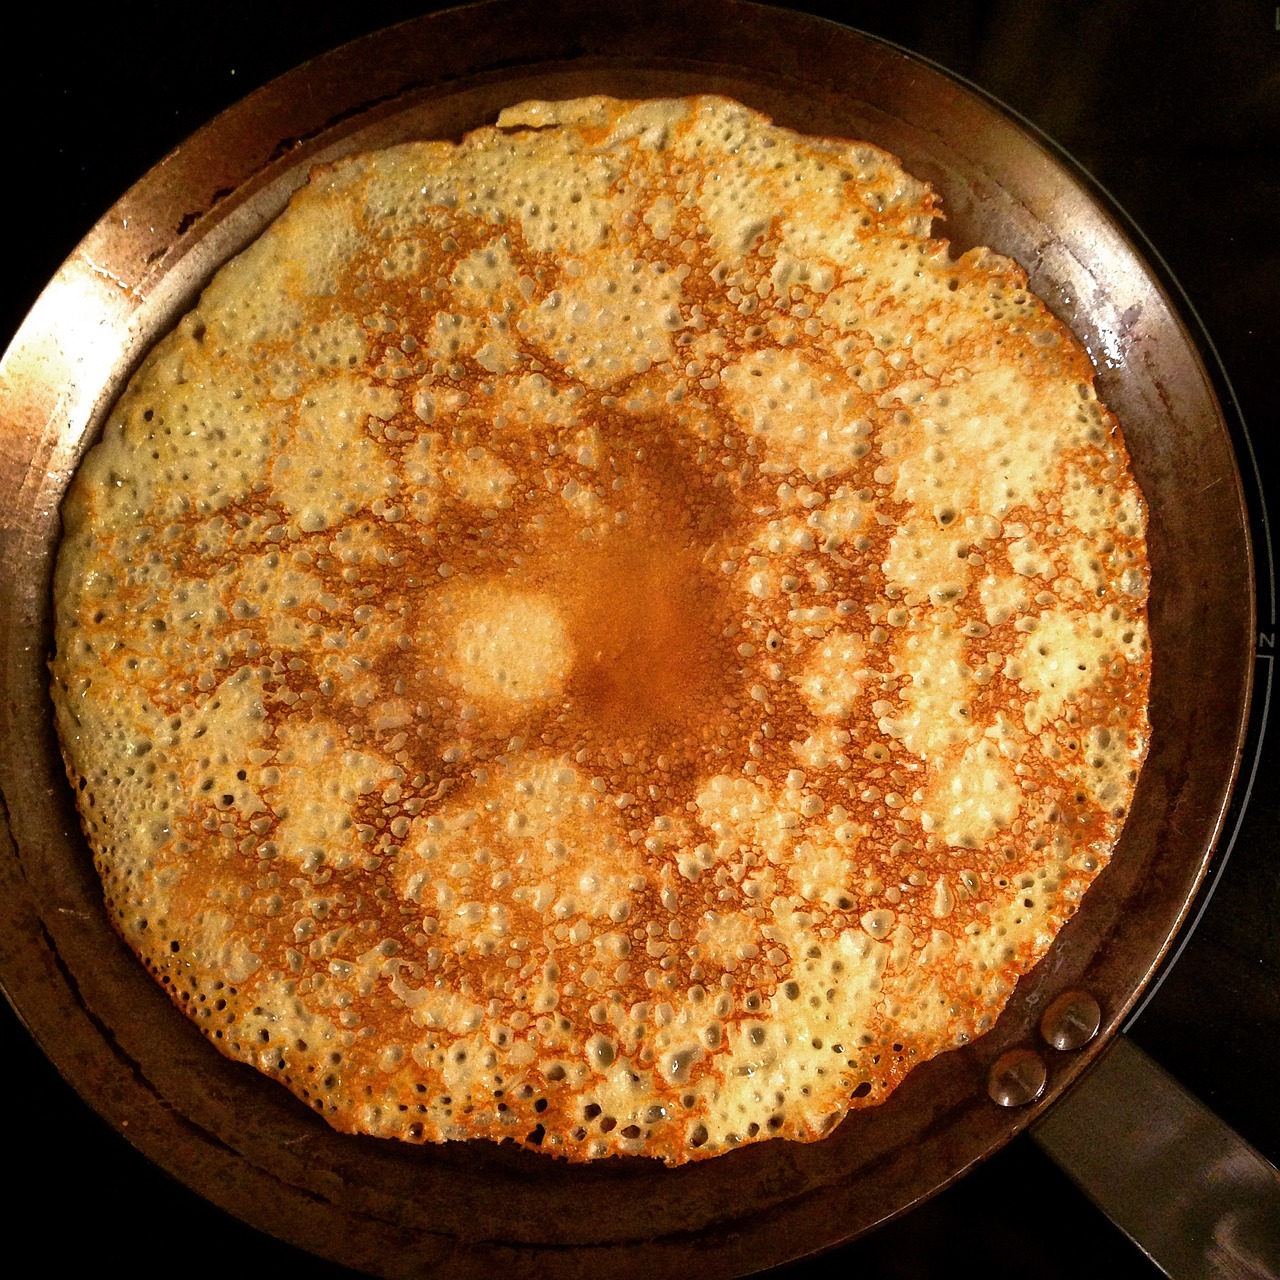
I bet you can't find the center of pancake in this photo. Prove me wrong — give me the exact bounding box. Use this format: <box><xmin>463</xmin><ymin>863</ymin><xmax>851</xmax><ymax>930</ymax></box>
<box><xmin>446</xmin><ymin>583</ymin><xmax>570</xmax><ymax>706</ymax></box>
<box><xmin>559</xmin><ymin>528</ymin><xmax>723</xmax><ymax>736</ymax></box>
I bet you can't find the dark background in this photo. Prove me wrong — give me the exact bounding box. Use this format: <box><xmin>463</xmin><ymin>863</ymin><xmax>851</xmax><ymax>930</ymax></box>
<box><xmin>2</xmin><ymin>3</ymin><xmax>1276</xmax><ymax>1276</ymax></box>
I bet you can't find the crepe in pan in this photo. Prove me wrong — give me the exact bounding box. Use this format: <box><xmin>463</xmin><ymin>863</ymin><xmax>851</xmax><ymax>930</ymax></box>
<box><xmin>51</xmin><ymin>95</ymin><xmax>1150</xmax><ymax>1163</ymax></box>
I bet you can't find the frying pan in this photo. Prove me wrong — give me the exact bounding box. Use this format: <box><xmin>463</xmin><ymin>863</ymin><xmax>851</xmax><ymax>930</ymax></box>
<box><xmin>0</xmin><ymin>2</ymin><xmax>1254</xmax><ymax>1274</ymax></box>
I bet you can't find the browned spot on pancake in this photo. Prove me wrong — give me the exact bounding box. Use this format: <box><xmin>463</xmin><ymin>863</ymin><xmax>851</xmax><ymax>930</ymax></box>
<box><xmin>527</xmin><ymin>423</ymin><xmax>743</xmax><ymax>760</ymax></box>
<box><xmin>563</xmin><ymin>524</ymin><xmax>726</xmax><ymax>734</ymax></box>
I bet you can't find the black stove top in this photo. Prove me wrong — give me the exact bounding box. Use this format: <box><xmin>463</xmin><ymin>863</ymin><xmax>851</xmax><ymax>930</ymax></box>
<box><xmin>3</xmin><ymin>3</ymin><xmax>1275</xmax><ymax>1275</ymax></box>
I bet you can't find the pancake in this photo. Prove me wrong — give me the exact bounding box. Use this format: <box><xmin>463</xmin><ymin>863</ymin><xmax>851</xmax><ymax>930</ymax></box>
<box><xmin>50</xmin><ymin>95</ymin><xmax>1150</xmax><ymax>1164</ymax></box>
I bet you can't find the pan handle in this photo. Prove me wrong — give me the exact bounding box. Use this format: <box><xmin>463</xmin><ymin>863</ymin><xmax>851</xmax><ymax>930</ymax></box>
<box><xmin>1031</xmin><ymin>1033</ymin><xmax>1280</xmax><ymax>1278</ymax></box>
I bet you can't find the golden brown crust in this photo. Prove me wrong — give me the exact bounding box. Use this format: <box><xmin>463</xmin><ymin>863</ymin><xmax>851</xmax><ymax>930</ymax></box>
<box><xmin>51</xmin><ymin>96</ymin><xmax>1150</xmax><ymax>1163</ymax></box>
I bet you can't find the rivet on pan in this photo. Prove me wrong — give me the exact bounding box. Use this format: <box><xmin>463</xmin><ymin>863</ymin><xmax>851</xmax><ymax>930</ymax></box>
<box><xmin>1039</xmin><ymin>990</ymin><xmax>1101</xmax><ymax>1051</ymax></box>
<box><xmin>987</xmin><ymin>1049</ymin><xmax>1047</xmax><ymax>1108</ymax></box>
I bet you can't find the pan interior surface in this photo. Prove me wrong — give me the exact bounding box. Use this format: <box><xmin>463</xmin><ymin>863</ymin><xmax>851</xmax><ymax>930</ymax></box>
<box><xmin>0</xmin><ymin>4</ymin><xmax>1253</xmax><ymax>1277</ymax></box>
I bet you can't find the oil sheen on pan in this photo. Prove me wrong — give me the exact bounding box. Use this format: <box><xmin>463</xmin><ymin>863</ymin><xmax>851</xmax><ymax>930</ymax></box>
<box><xmin>49</xmin><ymin>96</ymin><xmax>1151</xmax><ymax>1165</ymax></box>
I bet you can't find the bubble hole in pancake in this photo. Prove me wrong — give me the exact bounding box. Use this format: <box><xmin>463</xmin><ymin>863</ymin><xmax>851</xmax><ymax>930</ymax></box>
<box><xmin>50</xmin><ymin>95</ymin><xmax>1150</xmax><ymax>1164</ymax></box>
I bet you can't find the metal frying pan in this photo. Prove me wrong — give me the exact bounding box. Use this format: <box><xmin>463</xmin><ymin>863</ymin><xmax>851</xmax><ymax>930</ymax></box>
<box><xmin>0</xmin><ymin>2</ymin><xmax>1254</xmax><ymax>1274</ymax></box>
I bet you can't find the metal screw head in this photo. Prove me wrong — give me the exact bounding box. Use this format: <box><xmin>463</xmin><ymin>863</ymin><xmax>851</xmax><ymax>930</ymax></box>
<box><xmin>988</xmin><ymin>1048</ymin><xmax>1047</xmax><ymax>1107</ymax></box>
<box><xmin>1039</xmin><ymin>990</ymin><xmax>1102</xmax><ymax>1051</ymax></box>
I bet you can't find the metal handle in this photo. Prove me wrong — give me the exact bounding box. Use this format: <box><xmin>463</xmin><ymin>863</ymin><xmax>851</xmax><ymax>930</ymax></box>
<box><xmin>1032</xmin><ymin>1034</ymin><xmax>1280</xmax><ymax>1278</ymax></box>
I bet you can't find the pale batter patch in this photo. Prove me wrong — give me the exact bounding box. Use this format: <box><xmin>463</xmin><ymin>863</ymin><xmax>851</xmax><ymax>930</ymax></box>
<box><xmin>796</xmin><ymin>629</ymin><xmax>868</xmax><ymax>719</ymax></box>
<box><xmin>441</xmin><ymin>585</ymin><xmax>571</xmax><ymax>706</ymax></box>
